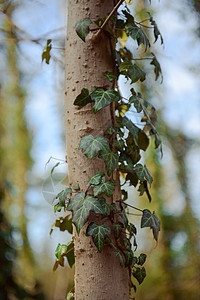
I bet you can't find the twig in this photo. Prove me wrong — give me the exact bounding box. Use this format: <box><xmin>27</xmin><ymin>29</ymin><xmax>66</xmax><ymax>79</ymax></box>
<box><xmin>116</xmin><ymin>200</ymin><xmax>143</xmax><ymax>212</ymax></box>
<box><xmin>96</xmin><ymin>0</ymin><xmax>125</xmax><ymax>38</ymax></box>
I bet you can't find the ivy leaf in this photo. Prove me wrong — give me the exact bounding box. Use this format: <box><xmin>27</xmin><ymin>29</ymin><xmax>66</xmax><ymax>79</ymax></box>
<box><xmin>113</xmin><ymin>222</ymin><xmax>124</xmax><ymax>239</ymax></box>
<box><xmin>137</xmin><ymin>253</ymin><xmax>147</xmax><ymax>266</ymax></box>
<box><xmin>67</xmin><ymin>193</ymin><xmax>103</xmax><ymax>234</ymax></box>
<box><xmin>104</xmin><ymin>71</ymin><xmax>117</xmax><ymax>82</ymax></box>
<box><xmin>99</xmin><ymin>150</ymin><xmax>119</xmax><ymax>176</ymax></box>
<box><xmin>65</xmin><ymin>241</ymin><xmax>75</xmax><ymax>268</ymax></box>
<box><xmin>86</xmin><ymin>222</ymin><xmax>111</xmax><ymax>252</ymax></box>
<box><xmin>150</xmin><ymin>52</ymin><xmax>163</xmax><ymax>82</ymax></box>
<box><xmin>87</xmin><ymin>172</ymin><xmax>105</xmax><ymax>187</ymax></box>
<box><xmin>126</xmin><ymin>172</ymin><xmax>138</xmax><ymax>187</ymax></box>
<box><xmin>55</xmin><ymin>188</ymin><xmax>72</xmax><ymax>206</ymax></box>
<box><xmin>75</xmin><ymin>18</ymin><xmax>92</xmax><ymax>42</ymax></box>
<box><xmin>122</xmin><ymin>116</ymin><xmax>140</xmax><ymax>141</ymax></box>
<box><xmin>50</xmin><ymin>215</ymin><xmax>73</xmax><ymax>235</ymax></box>
<box><xmin>72</xmin><ymin>183</ymin><xmax>80</xmax><ymax>191</ymax></box>
<box><xmin>119</xmin><ymin>61</ymin><xmax>146</xmax><ymax>83</ymax></box>
<box><xmin>126</xmin><ymin>24</ymin><xmax>150</xmax><ymax>51</ymax></box>
<box><xmin>55</xmin><ymin>243</ymin><xmax>67</xmax><ymax>261</ymax></box>
<box><xmin>127</xmin><ymin>223</ymin><xmax>137</xmax><ymax>236</ymax></box>
<box><xmin>138</xmin><ymin>181</ymin><xmax>152</xmax><ymax>202</ymax></box>
<box><xmin>124</xmin><ymin>250</ymin><xmax>134</xmax><ymax>267</ymax></box>
<box><xmin>93</xmin><ymin>180</ymin><xmax>115</xmax><ymax>197</ymax></box>
<box><xmin>132</xmin><ymin>267</ymin><xmax>146</xmax><ymax>284</ymax></box>
<box><xmin>147</xmin><ymin>12</ymin><xmax>163</xmax><ymax>44</ymax></box>
<box><xmin>79</xmin><ymin>135</ymin><xmax>109</xmax><ymax>159</ymax></box>
<box><xmin>129</xmin><ymin>89</ymin><xmax>143</xmax><ymax>113</ymax></box>
<box><xmin>138</xmin><ymin>131</ymin><xmax>149</xmax><ymax>151</ymax></box>
<box><xmin>74</xmin><ymin>88</ymin><xmax>93</xmax><ymax>106</ymax></box>
<box><xmin>141</xmin><ymin>209</ymin><xmax>160</xmax><ymax>241</ymax></box>
<box><xmin>114</xmin><ymin>248</ymin><xmax>125</xmax><ymax>267</ymax></box>
<box><xmin>91</xmin><ymin>89</ymin><xmax>120</xmax><ymax>113</ymax></box>
<box><xmin>99</xmin><ymin>197</ymin><xmax>110</xmax><ymax>218</ymax></box>
<box><xmin>42</xmin><ymin>39</ymin><xmax>52</xmax><ymax>64</ymax></box>
<box><xmin>133</xmin><ymin>164</ymin><xmax>153</xmax><ymax>186</ymax></box>
<box><xmin>122</xmin><ymin>10</ymin><xmax>135</xmax><ymax>25</ymax></box>
<box><xmin>117</xmin><ymin>209</ymin><xmax>128</xmax><ymax>227</ymax></box>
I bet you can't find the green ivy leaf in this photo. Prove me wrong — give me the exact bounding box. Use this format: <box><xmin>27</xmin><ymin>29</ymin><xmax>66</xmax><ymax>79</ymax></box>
<box><xmin>99</xmin><ymin>150</ymin><xmax>119</xmax><ymax>176</ymax></box>
<box><xmin>75</xmin><ymin>18</ymin><xmax>92</xmax><ymax>42</ymax></box>
<box><xmin>133</xmin><ymin>164</ymin><xmax>153</xmax><ymax>186</ymax></box>
<box><xmin>86</xmin><ymin>222</ymin><xmax>111</xmax><ymax>252</ymax></box>
<box><xmin>87</xmin><ymin>172</ymin><xmax>105</xmax><ymax>187</ymax></box>
<box><xmin>141</xmin><ymin>209</ymin><xmax>160</xmax><ymax>241</ymax></box>
<box><xmin>74</xmin><ymin>88</ymin><xmax>92</xmax><ymax>106</ymax></box>
<box><xmin>122</xmin><ymin>116</ymin><xmax>140</xmax><ymax>141</ymax></box>
<box><xmin>42</xmin><ymin>39</ymin><xmax>52</xmax><ymax>64</ymax></box>
<box><xmin>67</xmin><ymin>193</ymin><xmax>103</xmax><ymax>234</ymax></box>
<box><xmin>55</xmin><ymin>188</ymin><xmax>72</xmax><ymax>206</ymax></box>
<box><xmin>119</xmin><ymin>61</ymin><xmax>146</xmax><ymax>83</ymax></box>
<box><xmin>93</xmin><ymin>179</ymin><xmax>115</xmax><ymax>197</ymax></box>
<box><xmin>124</xmin><ymin>250</ymin><xmax>134</xmax><ymax>267</ymax></box>
<box><xmin>129</xmin><ymin>89</ymin><xmax>143</xmax><ymax>113</ymax></box>
<box><xmin>132</xmin><ymin>267</ymin><xmax>146</xmax><ymax>284</ymax></box>
<box><xmin>91</xmin><ymin>89</ymin><xmax>120</xmax><ymax>113</ymax></box>
<box><xmin>79</xmin><ymin>135</ymin><xmax>109</xmax><ymax>159</ymax></box>
<box><xmin>72</xmin><ymin>183</ymin><xmax>80</xmax><ymax>191</ymax></box>
<box><xmin>99</xmin><ymin>197</ymin><xmax>110</xmax><ymax>218</ymax></box>
<box><xmin>50</xmin><ymin>215</ymin><xmax>73</xmax><ymax>235</ymax></box>
<box><xmin>113</xmin><ymin>222</ymin><xmax>124</xmax><ymax>239</ymax></box>
<box><xmin>137</xmin><ymin>253</ymin><xmax>147</xmax><ymax>266</ymax></box>
<box><xmin>127</xmin><ymin>223</ymin><xmax>137</xmax><ymax>236</ymax></box>
<box><xmin>104</xmin><ymin>71</ymin><xmax>117</xmax><ymax>82</ymax></box>
<box><xmin>65</xmin><ymin>241</ymin><xmax>75</xmax><ymax>268</ymax></box>
<box><xmin>117</xmin><ymin>209</ymin><xmax>128</xmax><ymax>227</ymax></box>
<box><xmin>138</xmin><ymin>181</ymin><xmax>152</xmax><ymax>202</ymax></box>
<box><xmin>126</xmin><ymin>24</ymin><xmax>150</xmax><ymax>51</ymax></box>
<box><xmin>55</xmin><ymin>243</ymin><xmax>67</xmax><ymax>261</ymax></box>
<box><xmin>150</xmin><ymin>52</ymin><xmax>163</xmax><ymax>82</ymax></box>
<box><xmin>115</xmin><ymin>248</ymin><xmax>125</xmax><ymax>267</ymax></box>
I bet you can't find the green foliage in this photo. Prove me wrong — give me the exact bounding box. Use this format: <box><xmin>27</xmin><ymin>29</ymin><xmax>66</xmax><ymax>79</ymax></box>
<box><xmin>42</xmin><ymin>39</ymin><xmax>52</xmax><ymax>64</ymax></box>
<box><xmin>119</xmin><ymin>61</ymin><xmax>146</xmax><ymax>83</ymax></box>
<box><xmin>141</xmin><ymin>209</ymin><xmax>160</xmax><ymax>241</ymax></box>
<box><xmin>86</xmin><ymin>222</ymin><xmax>111</xmax><ymax>252</ymax></box>
<box><xmin>79</xmin><ymin>135</ymin><xmax>109</xmax><ymax>159</ymax></box>
<box><xmin>54</xmin><ymin>241</ymin><xmax>75</xmax><ymax>269</ymax></box>
<box><xmin>104</xmin><ymin>71</ymin><xmax>117</xmax><ymax>82</ymax></box>
<box><xmin>126</xmin><ymin>24</ymin><xmax>150</xmax><ymax>51</ymax></box>
<box><xmin>93</xmin><ymin>178</ymin><xmax>115</xmax><ymax>197</ymax></box>
<box><xmin>67</xmin><ymin>193</ymin><xmax>103</xmax><ymax>234</ymax></box>
<box><xmin>91</xmin><ymin>89</ymin><xmax>120</xmax><ymax>113</ymax></box>
<box><xmin>132</xmin><ymin>267</ymin><xmax>146</xmax><ymax>284</ymax></box>
<box><xmin>75</xmin><ymin>18</ymin><xmax>92</xmax><ymax>42</ymax></box>
<box><xmin>73</xmin><ymin>88</ymin><xmax>92</xmax><ymax>106</ymax></box>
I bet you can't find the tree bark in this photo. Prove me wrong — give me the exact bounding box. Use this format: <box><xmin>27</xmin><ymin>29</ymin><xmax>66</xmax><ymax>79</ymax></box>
<box><xmin>65</xmin><ymin>0</ymin><xmax>129</xmax><ymax>299</ymax></box>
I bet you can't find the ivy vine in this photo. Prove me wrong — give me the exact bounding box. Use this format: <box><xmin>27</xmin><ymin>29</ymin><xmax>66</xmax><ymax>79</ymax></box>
<box><xmin>44</xmin><ymin>1</ymin><xmax>163</xmax><ymax>298</ymax></box>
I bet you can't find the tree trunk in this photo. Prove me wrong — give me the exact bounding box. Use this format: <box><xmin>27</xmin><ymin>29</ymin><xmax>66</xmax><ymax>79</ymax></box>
<box><xmin>65</xmin><ymin>0</ymin><xmax>129</xmax><ymax>299</ymax></box>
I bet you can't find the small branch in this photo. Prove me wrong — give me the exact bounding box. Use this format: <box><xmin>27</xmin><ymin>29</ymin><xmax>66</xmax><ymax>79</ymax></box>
<box><xmin>96</xmin><ymin>0</ymin><xmax>125</xmax><ymax>38</ymax></box>
<box><xmin>116</xmin><ymin>200</ymin><xmax>143</xmax><ymax>212</ymax></box>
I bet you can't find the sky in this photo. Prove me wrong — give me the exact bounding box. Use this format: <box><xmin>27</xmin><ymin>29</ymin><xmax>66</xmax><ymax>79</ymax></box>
<box><xmin>6</xmin><ymin>0</ymin><xmax>200</xmax><ymax>257</ymax></box>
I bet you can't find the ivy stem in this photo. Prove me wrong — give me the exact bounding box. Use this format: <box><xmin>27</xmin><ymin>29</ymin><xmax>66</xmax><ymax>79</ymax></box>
<box><xmin>116</xmin><ymin>200</ymin><xmax>143</xmax><ymax>212</ymax></box>
<box><xmin>95</xmin><ymin>0</ymin><xmax>125</xmax><ymax>38</ymax></box>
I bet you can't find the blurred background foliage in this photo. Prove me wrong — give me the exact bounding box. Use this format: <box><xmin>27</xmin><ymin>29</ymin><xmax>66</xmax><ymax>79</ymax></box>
<box><xmin>0</xmin><ymin>0</ymin><xmax>200</xmax><ymax>299</ymax></box>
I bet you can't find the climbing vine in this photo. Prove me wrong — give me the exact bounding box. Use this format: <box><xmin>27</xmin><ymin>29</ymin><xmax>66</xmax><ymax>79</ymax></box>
<box><xmin>44</xmin><ymin>0</ymin><xmax>163</xmax><ymax>297</ymax></box>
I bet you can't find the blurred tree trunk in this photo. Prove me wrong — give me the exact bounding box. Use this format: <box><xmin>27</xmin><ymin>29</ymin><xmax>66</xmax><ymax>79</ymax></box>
<box><xmin>65</xmin><ymin>1</ymin><xmax>129</xmax><ymax>299</ymax></box>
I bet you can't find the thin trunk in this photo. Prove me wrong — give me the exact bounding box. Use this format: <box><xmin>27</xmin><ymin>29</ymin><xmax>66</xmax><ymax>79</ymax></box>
<box><xmin>65</xmin><ymin>1</ymin><xmax>129</xmax><ymax>299</ymax></box>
